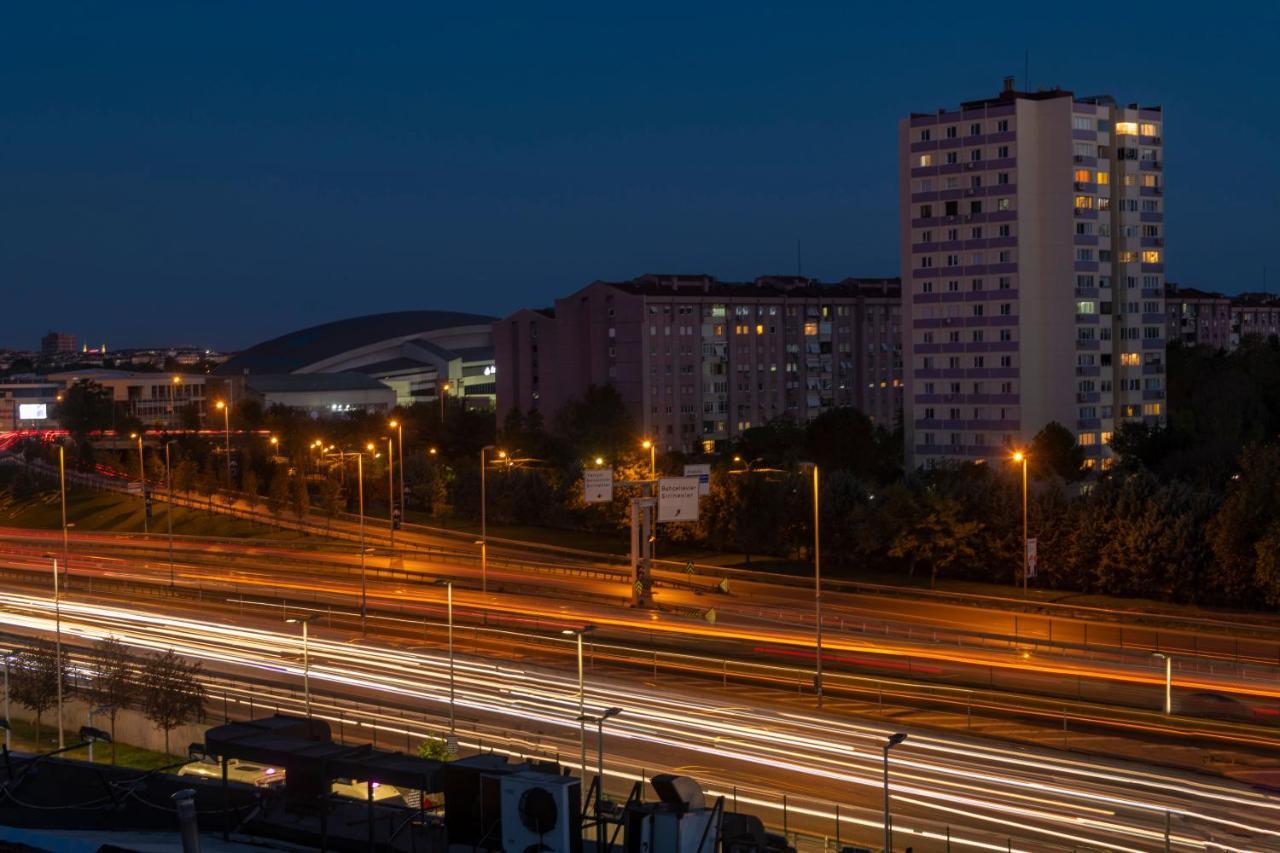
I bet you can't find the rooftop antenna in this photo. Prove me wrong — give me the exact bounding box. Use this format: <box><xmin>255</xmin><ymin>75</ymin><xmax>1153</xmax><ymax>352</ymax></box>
<box><xmin>1023</xmin><ymin>49</ymin><xmax>1029</xmax><ymax>92</ymax></box>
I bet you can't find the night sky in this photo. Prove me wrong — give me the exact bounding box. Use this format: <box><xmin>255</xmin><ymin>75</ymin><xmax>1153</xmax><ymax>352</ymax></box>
<box><xmin>2</xmin><ymin>4</ymin><xmax>1276</xmax><ymax>351</ymax></box>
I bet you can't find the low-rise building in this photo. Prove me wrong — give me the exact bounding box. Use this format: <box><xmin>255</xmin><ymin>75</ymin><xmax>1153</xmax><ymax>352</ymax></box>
<box><xmin>0</xmin><ymin>381</ymin><xmax>63</xmax><ymax>429</ymax></box>
<box><xmin>1230</xmin><ymin>293</ymin><xmax>1280</xmax><ymax>348</ymax></box>
<box><xmin>45</xmin><ymin>368</ymin><xmax>207</xmax><ymax>427</ymax></box>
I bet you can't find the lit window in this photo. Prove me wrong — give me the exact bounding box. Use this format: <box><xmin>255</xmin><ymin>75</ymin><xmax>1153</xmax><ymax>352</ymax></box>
<box><xmin>1139</xmin><ymin>122</ymin><xmax>1158</xmax><ymax>137</ymax></box>
<box><xmin>755</xmin><ymin>324</ymin><xmax>764</xmax><ymax>335</ymax></box>
<box><xmin>1074</xmin><ymin>195</ymin><xmax>1094</xmax><ymax>210</ymax></box>
<box><xmin>1118</xmin><ymin>251</ymin><xmax>1137</xmax><ymax>263</ymax></box>
<box><xmin>1074</xmin><ymin>169</ymin><xmax>1092</xmax><ymax>183</ymax></box>
<box><xmin>1143</xmin><ymin>403</ymin><xmax>1162</xmax><ymax>416</ymax></box>
<box><xmin>1115</xmin><ymin>121</ymin><xmax>1139</xmax><ymax>136</ymax></box>
<box><xmin>1142</xmin><ymin>250</ymin><xmax>1161</xmax><ymax>264</ymax></box>
<box><xmin>1096</xmin><ymin>172</ymin><xmax>1109</xmax><ymax>185</ymax></box>
<box><xmin>804</xmin><ymin>322</ymin><xmax>818</xmax><ymax>336</ymax></box>
<box><xmin>1141</xmin><ymin>174</ymin><xmax>1159</xmax><ymax>188</ymax></box>
<box><xmin>1076</xmin><ymin>300</ymin><xmax>1097</xmax><ymax>314</ymax></box>
<box><xmin>1120</xmin><ymin>353</ymin><xmax>1140</xmax><ymax>366</ymax></box>
<box><xmin>997</xmin><ymin>198</ymin><xmax>1010</xmax><ymax>211</ymax></box>
<box><xmin>1078</xmin><ymin>432</ymin><xmax>1097</xmax><ymax>446</ymax></box>
<box><xmin>919</xmin><ymin>154</ymin><xmax>933</xmax><ymax>167</ymax></box>
<box><xmin>1101</xmin><ymin>431</ymin><xmax>1113</xmax><ymax>445</ymax></box>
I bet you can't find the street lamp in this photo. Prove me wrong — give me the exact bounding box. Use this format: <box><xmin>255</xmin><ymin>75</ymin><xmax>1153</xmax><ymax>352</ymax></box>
<box><xmin>439</xmin><ymin>381</ymin><xmax>450</xmax><ymax>422</ymax></box>
<box><xmin>561</xmin><ymin>625</ymin><xmax>596</xmax><ymax>782</ymax></box>
<box><xmin>269</xmin><ymin>435</ymin><xmax>279</xmax><ymax>459</ymax></box>
<box><xmin>389</xmin><ymin>419</ymin><xmax>404</xmax><ymax>534</ymax></box>
<box><xmin>41</xmin><ymin>553</ymin><xmax>67</xmax><ymax>750</ymax></box>
<box><xmin>1153</xmin><ymin>653</ymin><xmax>1173</xmax><ymax>715</ymax></box>
<box><xmin>803</xmin><ymin>462</ymin><xmax>823</xmax><ymax>707</ymax></box>
<box><xmin>1011</xmin><ymin>450</ymin><xmax>1029</xmax><ymax>592</ymax></box>
<box><xmin>883</xmin><ymin>732</ymin><xmax>908</xmax><ymax>853</ymax></box>
<box><xmin>360</xmin><ymin>444</ymin><xmax>373</xmax><ymax>631</ymax></box>
<box><xmin>285</xmin><ymin>615</ymin><xmax>318</xmax><ymax>718</ymax></box>
<box><xmin>434</xmin><ymin>579</ymin><xmax>456</xmax><ymax>735</ymax></box>
<box><xmin>577</xmin><ymin>707</ymin><xmax>622</xmax><ymax>853</ymax></box>
<box><xmin>57</xmin><ymin>444</ymin><xmax>69</xmax><ymax>582</ymax></box>
<box><xmin>479</xmin><ymin>445</ymin><xmax>501</xmax><ymax>594</ymax></box>
<box><xmin>130</xmin><ymin>432</ymin><xmax>148</xmax><ymax>535</ymax></box>
<box><xmin>641</xmin><ymin>439</ymin><xmax>655</xmax><ymax>479</ymax></box>
<box><xmin>384</xmin><ymin>436</ymin><xmax>396</xmax><ymax>547</ymax></box>
<box><xmin>594</xmin><ymin>456</ymin><xmax>604</xmax><ymax>467</ymax></box>
<box><xmin>214</xmin><ymin>400</ymin><xmax>231</xmax><ymax>486</ymax></box>
<box><xmin>164</xmin><ymin>440</ymin><xmax>177</xmax><ymax>588</ymax></box>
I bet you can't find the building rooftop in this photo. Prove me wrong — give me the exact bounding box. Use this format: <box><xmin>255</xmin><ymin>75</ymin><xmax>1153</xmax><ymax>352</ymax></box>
<box><xmin>245</xmin><ymin>372</ymin><xmax>394</xmax><ymax>394</ymax></box>
<box><xmin>595</xmin><ymin>274</ymin><xmax>900</xmax><ymax>300</ymax></box>
<box><xmin>215</xmin><ymin>310</ymin><xmax>496</xmax><ymax>376</ymax></box>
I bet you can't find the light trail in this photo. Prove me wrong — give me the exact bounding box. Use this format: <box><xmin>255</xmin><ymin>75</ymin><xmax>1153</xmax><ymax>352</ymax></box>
<box><xmin>0</xmin><ymin>593</ymin><xmax>1274</xmax><ymax>850</ymax></box>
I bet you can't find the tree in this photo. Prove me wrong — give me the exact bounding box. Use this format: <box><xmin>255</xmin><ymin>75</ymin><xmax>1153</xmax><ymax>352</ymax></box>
<box><xmin>139</xmin><ymin>649</ymin><xmax>207</xmax><ymax>755</ymax></box>
<box><xmin>319</xmin><ymin>475</ymin><xmax>344</xmax><ymax>530</ymax></box>
<box><xmin>268</xmin><ymin>469</ymin><xmax>289</xmax><ymax>517</ymax></box>
<box><xmin>10</xmin><ymin>643</ymin><xmax>69</xmax><ymax>744</ymax></box>
<box><xmin>173</xmin><ymin>456</ymin><xmax>197</xmax><ymax>496</ymax></box>
<box><xmin>288</xmin><ymin>474</ymin><xmax>309</xmax><ymax>520</ymax></box>
<box><xmin>241</xmin><ymin>467</ymin><xmax>260</xmax><ymax>512</ymax></box>
<box><xmin>196</xmin><ymin>460</ymin><xmax>218</xmax><ymax>513</ymax></box>
<box><xmin>58</xmin><ymin>380</ymin><xmax>114</xmax><ymax>437</ymax></box>
<box><xmin>552</xmin><ymin>385</ymin><xmax>636</xmax><ymax>461</ymax></box>
<box><xmin>889</xmin><ymin>495</ymin><xmax>983</xmax><ymax>589</ymax></box>
<box><xmin>1030</xmin><ymin>422</ymin><xmax>1086</xmax><ymax>482</ymax></box>
<box><xmin>417</xmin><ymin>737</ymin><xmax>453</xmax><ymax>762</ymax></box>
<box><xmin>85</xmin><ymin>637</ymin><xmax>136</xmax><ymax>763</ymax></box>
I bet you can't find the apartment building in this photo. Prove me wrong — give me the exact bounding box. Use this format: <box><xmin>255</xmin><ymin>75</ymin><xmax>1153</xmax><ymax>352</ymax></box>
<box><xmin>1230</xmin><ymin>293</ymin><xmax>1280</xmax><ymax>347</ymax></box>
<box><xmin>494</xmin><ymin>274</ymin><xmax>902</xmax><ymax>453</ymax></box>
<box><xmin>1165</xmin><ymin>285</ymin><xmax>1232</xmax><ymax>351</ymax></box>
<box><xmin>899</xmin><ymin>78</ymin><xmax>1167</xmax><ymax>469</ymax></box>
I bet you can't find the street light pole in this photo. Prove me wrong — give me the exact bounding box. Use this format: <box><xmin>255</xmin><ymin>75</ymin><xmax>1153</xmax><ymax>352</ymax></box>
<box><xmin>386</xmin><ymin>436</ymin><xmax>396</xmax><ymax>548</ymax></box>
<box><xmin>2</xmin><ymin>652</ymin><xmax>9</xmax><ymax>751</ymax></box>
<box><xmin>132</xmin><ymin>432</ymin><xmax>148</xmax><ymax>535</ymax></box>
<box><xmin>216</xmin><ymin>400</ymin><xmax>232</xmax><ymax>486</ymax></box>
<box><xmin>357</xmin><ymin>449</ymin><xmax>367</xmax><ymax>633</ymax></box>
<box><xmin>446</xmin><ymin>581</ymin><xmax>454</xmax><ymax>734</ymax></box>
<box><xmin>1012</xmin><ymin>450</ymin><xmax>1029</xmax><ymax>592</ymax></box>
<box><xmin>1153</xmin><ymin>653</ymin><xmax>1172</xmax><ymax>714</ymax></box>
<box><xmin>563</xmin><ymin>626</ymin><xmax>596</xmax><ymax>781</ymax></box>
<box><xmin>286</xmin><ymin>616</ymin><xmax>315</xmax><ymax>718</ymax></box>
<box><xmin>480</xmin><ymin>445</ymin><xmax>496</xmax><ymax>594</ymax></box>
<box><xmin>578</xmin><ymin>707</ymin><xmax>622</xmax><ymax>853</ymax></box>
<box><xmin>165</xmin><ymin>441</ymin><xmax>175</xmax><ymax>588</ymax></box>
<box><xmin>883</xmin><ymin>732</ymin><xmax>907</xmax><ymax>852</ymax></box>
<box><xmin>390</xmin><ymin>420</ymin><xmax>404</xmax><ymax>534</ymax></box>
<box><xmin>58</xmin><ymin>445</ymin><xmax>69</xmax><ymax>579</ymax></box>
<box><xmin>52</xmin><ymin>556</ymin><xmax>65</xmax><ymax>750</ymax></box>
<box><xmin>811</xmin><ymin>463</ymin><xmax>823</xmax><ymax>707</ymax></box>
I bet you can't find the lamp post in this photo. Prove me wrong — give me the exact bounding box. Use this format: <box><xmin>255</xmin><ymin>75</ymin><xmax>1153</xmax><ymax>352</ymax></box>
<box><xmin>883</xmin><ymin>732</ymin><xmax>907</xmax><ymax>852</ymax></box>
<box><xmin>285</xmin><ymin>615</ymin><xmax>317</xmax><ymax>718</ymax></box>
<box><xmin>577</xmin><ymin>707</ymin><xmax>622</xmax><ymax>853</ymax></box>
<box><xmin>384</xmin><ymin>436</ymin><xmax>396</xmax><ymax>547</ymax></box>
<box><xmin>50</xmin><ymin>555</ymin><xmax>65</xmax><ymax>749</ymax></box>
<box><xmin>3</xmin><ymin>651</ymin><xmax>11</xmax><ymax>751</ymax></box>
<box><xmin>432</xmin><ymin>579</ymin><xmax>456</xmax><ymax>735</ymax></box>
<box><xmin>1011</xmin><ymin>450</ymin><xmax>1029</xmax><ymax>592</ymax></box>
<box><xmin>389</xmin><ymin>419</ymin><xmax>404</xmax><ymax>533</ymax></box>
<box><xmin>359</xmin><ymin>446</ymin><xmax>370</xmax><ymax>632</ymax></box>
<box><xmin>807</xmin><ymin>462</ymin><xmax>823</xmax><ymax>707</ymax></box>
<box><xmin>169</xmin><ymin>375</ymin><xmax>182</xmax><ymax>423</ymax></box>
<box><xmin>641</xmin><ymin>439</ymin><xmax>655</xmax><ymax>479</ymax></box>
<box><xmin>1153</xmin><ymin>653</ymin><xmax>1173</xmax><ymax>715</ymax></box>
<box><xmin>479</xmin><ymin>445</ymin><xmax>501</xmax><ymax>594</ymax></box>
<box><xmin>439</xmin><ymin>382</ymin><xmax>450</xmax><ymax>423</ymax></box>
<box><xmin>562</xmin><ymin>625</ymin><xmax>596</xmax><ymax>781</ymax></box>
<box><xmin>215</xmin><ymin>400</ymin><xmax>231</xmax><ymax>486</ymax></box>
<box><xmin>130</xmin><ymin>432</ymin><xmax>148</xmax><ymax>535</ymax></box>
<box><xmin>58</xmin><ymin>444</ymin><xmax>69</xmax><ymax>581</ymax></box>
<box><xmin>164</xmin><ymin>441</ymin><xmax>176</xmax><ymax>588</ymax></box>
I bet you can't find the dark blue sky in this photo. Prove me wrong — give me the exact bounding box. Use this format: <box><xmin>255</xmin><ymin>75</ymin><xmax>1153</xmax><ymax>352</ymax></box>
<box><xmin>2</xmin><ymin>4</ymin><xmax>1277</xmax><ymax>351</ymax></box>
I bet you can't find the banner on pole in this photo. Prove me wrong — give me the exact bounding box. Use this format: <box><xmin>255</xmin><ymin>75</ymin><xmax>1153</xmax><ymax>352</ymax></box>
<box><xmin>658</xmin><ymin>477</ymin><xmax>700</xmax><ymax>522</ymax></box>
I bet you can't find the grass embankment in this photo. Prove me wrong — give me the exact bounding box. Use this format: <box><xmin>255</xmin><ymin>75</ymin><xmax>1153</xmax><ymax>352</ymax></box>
<box><xmin>4</xmin><ymin>715</ymin><xmax>179</xmax><ymax>770</ymax></box>
<box><xmin>0</xmin><ymin>467</ymin><xmax>310</xmax><ymax>542</ymax></box>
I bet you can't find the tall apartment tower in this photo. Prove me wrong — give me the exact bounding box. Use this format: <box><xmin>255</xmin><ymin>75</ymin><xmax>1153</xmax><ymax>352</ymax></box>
<box><xmin>899</xmin><ymin>79</ymin><xmax>1167</xmax><ymax>470</ymax></box>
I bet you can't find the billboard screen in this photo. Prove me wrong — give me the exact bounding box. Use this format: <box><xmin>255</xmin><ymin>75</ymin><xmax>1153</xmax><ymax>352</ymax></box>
<box><xmin>17</xmin><ymin>403</ymin><xmax>48</xmax><ymax>420</ymax></box>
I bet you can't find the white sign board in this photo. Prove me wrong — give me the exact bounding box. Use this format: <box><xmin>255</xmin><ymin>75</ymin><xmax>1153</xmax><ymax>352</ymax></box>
<box><xmin>658</xmin><ymin>477</ymin><xmax>701</xmax><ymax>522</ymax></box>
<box><xmin>583</xmin><ymin>468</ymin><xmax>613</xmax><ymax>503</ymax></box>
<box><xmin>17</xmin><ymin>403</ymin><xmax>47</xmax><ymax>420</ymax></box>
<box><xmin>1026</xmin><ymin>537</ymin><xmax>1038</xmax><ymax>579</ymax></box>
<box><xmin>683</xmin><ymin>463</ymin><xmax>711</xmax><ymax>496</ymax></box>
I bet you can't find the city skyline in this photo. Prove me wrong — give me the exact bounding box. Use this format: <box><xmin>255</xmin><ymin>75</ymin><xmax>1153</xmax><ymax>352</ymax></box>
<box><xmin>2</xmin><ymin>5</ymin><xmax>1278</xmax><ymax>349</ymax></box>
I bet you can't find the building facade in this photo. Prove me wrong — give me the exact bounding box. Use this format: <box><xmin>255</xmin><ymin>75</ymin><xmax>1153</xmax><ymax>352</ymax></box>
<box><xmin>899</xmin><ymin>79</ymin><xmax>1167</xmax><ymax>469</ymax></box>
<box><xmin>40</xmin><ymin>331</ymin><xmax>76</xmax><ymax>356</ymax></box>
<box><xmin>1229</xmin><ymin>293</ymin><xmax>1280</xmax><ymax>347</ymax></box>
<box><xmin>0</xmin><ymin>382</ymin><xmax>63</xmax><ymax>430</ymax></box>
<box><xmin>495</xmin><ymin>274</ymin><xmax>902</xmax><ymax>453</ymax></box>
<box><xmin>1165</xmin><ymin>285</ymin><xmax>1232</xmax><ymax>351</ymax></box>
<box><xmin>46</xmin><ymin>369</ymin><xmax>208</xmax><ymax>427</ymax></box>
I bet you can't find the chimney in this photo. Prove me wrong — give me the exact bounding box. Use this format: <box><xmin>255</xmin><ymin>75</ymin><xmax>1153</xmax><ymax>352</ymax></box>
<box><xmin>1002</xmin><ymin>76</ymin><xmax>1015</xmax><ymax>94</ymax></box>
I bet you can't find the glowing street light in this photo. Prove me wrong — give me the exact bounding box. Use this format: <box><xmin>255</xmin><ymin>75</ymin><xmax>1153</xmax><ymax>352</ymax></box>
<box><xmin>214</xmin><ymin>400</ymin><xmax>231</xmax><ymax>485</ymax></box>
<box><xmin>561</xmin><ymin>625</ymin><xmax>596</xmax><ymax>781</ymax></box>
<box><xmin>883</xmin><ymin>732</ymin><xmax>908</xmax><ymax>852</ymax></box>
<box><xmin>1011</xmin><ymin>449</ymin><xmax>1029</xmax><ymax>592</ymax></box>
<box><xmin>129</xmin><ymin>432</ymin><xmax>148</xmax><ymax>536</ymax></box>
<box><xmin>389</xmin><ymin>419</ymin><xmax>404</xmax><ymax>538</ymax></box>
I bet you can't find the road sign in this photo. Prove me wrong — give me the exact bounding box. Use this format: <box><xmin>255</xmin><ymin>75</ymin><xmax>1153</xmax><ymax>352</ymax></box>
<box><xmin>683</xmin><ymin>464</ymin><xmax>711</xmax><ymax>496</ymax></box>
<box><xmin>584</xmin><ymin>468</ymin><xmax>613</xmax><ymax>503</ymax></box>
<box><xmin>658</xmin><ymin>477</ymin><xmax>700</xmax><ymax>522</ymax></box>
<box><xmin>1026</xmin><ymin>537</ymin><xmax>1038</xmax><ymax>579</ymax></box>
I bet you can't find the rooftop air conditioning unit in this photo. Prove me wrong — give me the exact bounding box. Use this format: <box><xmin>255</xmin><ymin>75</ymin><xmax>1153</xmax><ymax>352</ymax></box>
<box><xmin>500</xmin><ymin>770</ymin><xmax>583</xmax><ymax>853</ymax></box>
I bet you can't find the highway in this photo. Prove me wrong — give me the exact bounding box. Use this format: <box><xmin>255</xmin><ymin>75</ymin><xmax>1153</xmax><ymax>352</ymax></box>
<box><xmin>0</xmin><ymin>590</ymin><xmax>1275</xmax><ymax>851</ymax></box>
